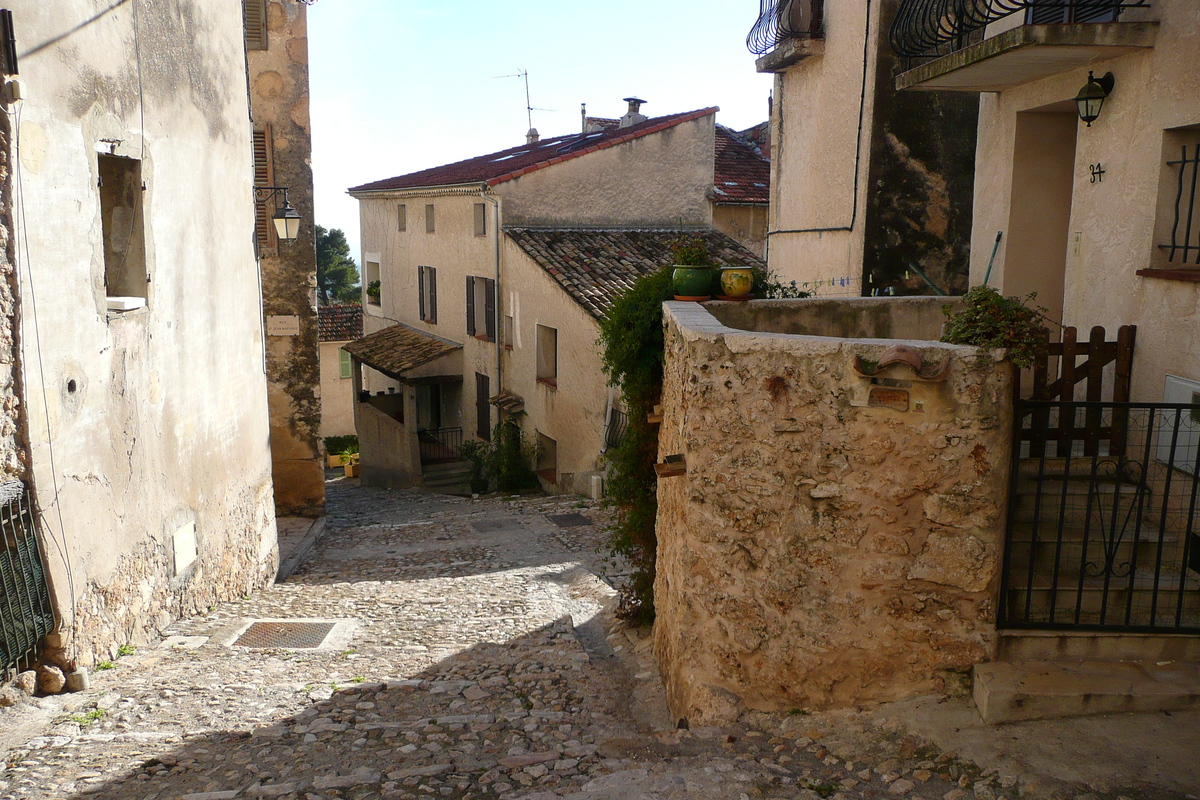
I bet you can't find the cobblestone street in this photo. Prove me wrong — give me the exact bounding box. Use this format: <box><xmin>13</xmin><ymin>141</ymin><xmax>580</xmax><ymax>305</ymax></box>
<box><xmin>1</xmin><ymin>481</ymin><xmax>1198</xmax><ymax>800</ymax></box>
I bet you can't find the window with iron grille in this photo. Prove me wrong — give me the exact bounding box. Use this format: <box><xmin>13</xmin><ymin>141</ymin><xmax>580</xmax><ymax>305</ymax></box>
<box><xmin>244</xmin><ymin>0</ymin><xmax>267</xmax><ymax>50</ymax></box>
<box><xmin>0</xmin><ymin>483</ymin><xmax>55</xmax><ymax>676</ymax></box>
<box><xmin>1154</xmin><ymin>127</ymin><xmax>1200</xmax><ymax>267</ymax></box>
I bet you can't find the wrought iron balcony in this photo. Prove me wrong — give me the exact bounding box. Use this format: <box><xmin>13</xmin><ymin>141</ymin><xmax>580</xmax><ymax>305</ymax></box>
<box><xmin>890</xmin><ymin>0</ymin><xmax>1148</xmax><ymax>60</ymax></box>
<box><xmin>747</xmin><ymin>0</ymin><xmax>824</xmax><ymax>56</ymax></box>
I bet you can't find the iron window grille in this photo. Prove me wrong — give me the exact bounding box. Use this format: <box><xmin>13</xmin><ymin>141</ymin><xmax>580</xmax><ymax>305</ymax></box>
<box><xmin>747</xmin><ymin>0</ymin><xmax>824</xmax><ymax>55</ymax></box>
<box><xmin>0</xmin><ymin>482</ymin><xmax>55</xmax><ymax>677</ymax></box>
<box><xmin>1161</xmin><ymin>143</ymin><xmax>1200</xmax><ymax>265</ymax></box>
<box><xmin>889</xmin><ymin>0</ymin><xmax>1147</xmax><ymax>61</ymax></box>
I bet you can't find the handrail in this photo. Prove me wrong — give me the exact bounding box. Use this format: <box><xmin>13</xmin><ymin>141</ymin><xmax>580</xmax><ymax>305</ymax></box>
<box><xmin>889</xmin><ymin>0</ymin><xmax>1147</xmax><ymax>59</ymax></box>
<box><xmin>747</xmin><ymin>0</ymin><xmax>824</xmax><ymax>55</ymax></box>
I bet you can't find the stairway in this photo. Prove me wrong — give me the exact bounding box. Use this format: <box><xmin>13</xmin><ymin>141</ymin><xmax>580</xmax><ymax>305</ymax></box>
<box><xmin>976</xmin><ymin>456</ymin><xmax>1200</xmax><ymax>723</ymax></box>
<box><xmin>420</xmin><ymin>460</ymin><xmax>472</xmax><ymax>497</ymax></box>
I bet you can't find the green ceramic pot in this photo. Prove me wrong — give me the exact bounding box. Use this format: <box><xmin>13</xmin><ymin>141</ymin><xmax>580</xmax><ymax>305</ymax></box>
<box><xmin>672</xmin><ymin>266</ymin><xmax>715</xmax><ymax>300</ymax></box>
<box><xmin>719</xmin><ymin>268</ymin><xmax>754</xmax><ymax>299</ymax></box>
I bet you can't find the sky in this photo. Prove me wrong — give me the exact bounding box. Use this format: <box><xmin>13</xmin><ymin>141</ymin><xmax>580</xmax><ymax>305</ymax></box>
<box><xmin>307</xmin><ymin>0</ymin><xmax>775</xmax><ymax>262</ymax></box>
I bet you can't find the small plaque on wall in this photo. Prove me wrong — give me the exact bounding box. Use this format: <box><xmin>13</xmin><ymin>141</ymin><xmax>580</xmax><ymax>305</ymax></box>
<box><xmin>868</xmin><ymin>387</ymin><xmax>909</xmax><ymax>411</ymax></box>
<box><xmin>266</xmin><ymin>315</ymin><xmax>301</xmax><ymax>336</ymax></box>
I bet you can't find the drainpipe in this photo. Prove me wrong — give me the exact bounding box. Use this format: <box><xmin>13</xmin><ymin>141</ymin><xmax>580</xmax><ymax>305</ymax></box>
<box><xmin>479</xmin><ymin>185</ymin><xmax>502</xmax><ymax>404</ymax></box>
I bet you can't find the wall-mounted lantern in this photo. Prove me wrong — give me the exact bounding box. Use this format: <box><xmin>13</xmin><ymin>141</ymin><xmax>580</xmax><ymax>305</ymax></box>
<box><xmin>1074</xmin><ymin>71</ymin><xmax>1115</xmax><ymax>127</ymax></box>
<box><xmin>253</xmin><ymin>186</ymin><xmax>301</xmax><ymax>242</ymax></box>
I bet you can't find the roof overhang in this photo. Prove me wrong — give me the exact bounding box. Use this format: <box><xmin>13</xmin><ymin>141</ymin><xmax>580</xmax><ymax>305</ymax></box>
<box><xmin>896</xmin><ymin>22</ymin><xmax>1158</xmax><ymax>93</ymax></box>
<box><xmin>343</xmin><ymin>324</ymin><xmax>463</xmax><ymax>383</ymax></box>
<box><xmin>347</xmin><ymin>182</ymin><xmax>490</xmax><ymax>200</ymax></box>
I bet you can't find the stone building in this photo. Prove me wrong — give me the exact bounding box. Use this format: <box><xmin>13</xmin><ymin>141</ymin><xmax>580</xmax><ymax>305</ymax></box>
<box><xmin>317</xmin><ymin>305</ymin><xmax>362</xmax><ymax>439</ymax></box>
<box><xmin>245</xmin><ymin>0</ymin><xmax>324</xmax><ymax>517</ymax></box>
<box><xmin>346</xmin><ymin>106</ymin><xmax>764</xmax><ymax>494</ymax></box>
<box><xmin>0</xmin><ymin>0</ymin><xmax>279</xmax><ymax>673</ymax></box>
<box><xmin>751</xmin><ymin>0</ymin><xmax>979</xmax><ymax>296</ymax></box>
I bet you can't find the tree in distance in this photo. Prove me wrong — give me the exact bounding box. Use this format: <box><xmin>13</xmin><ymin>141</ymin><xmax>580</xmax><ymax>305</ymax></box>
<box><xmin>316</xmin><ymin>225</ymin><xmax>361</xmax><ymax>305</ymax></box>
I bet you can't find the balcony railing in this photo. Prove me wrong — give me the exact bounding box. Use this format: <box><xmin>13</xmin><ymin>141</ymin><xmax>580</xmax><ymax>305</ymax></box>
<box><xmin>890</xmin><ymin>0</ymin><xmax>1147</xmax><ymax>60</ymax></box>
<box><xmin>747</xmin><ymin>0</ymin><xmax>824</xmax><ymax>55</ymax></box>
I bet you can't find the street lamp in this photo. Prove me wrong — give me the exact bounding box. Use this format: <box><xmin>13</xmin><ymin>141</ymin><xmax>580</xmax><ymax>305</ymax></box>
<box><xmin>253</xmin><ymin>186</ymin><xmax>301</xmax><ymax>242</ymax></box>
<box><xmin>1074</xmin><ymin>71</ymin><xmax>1115</xmax><ymax>127</ymax></box>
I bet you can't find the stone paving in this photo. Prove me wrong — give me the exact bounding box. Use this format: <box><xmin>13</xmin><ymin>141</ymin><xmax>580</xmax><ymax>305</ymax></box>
<box><xmin>0</xmin><ymin>481</ymin><xmax>1195</xmax><ymax>800</ymax></box>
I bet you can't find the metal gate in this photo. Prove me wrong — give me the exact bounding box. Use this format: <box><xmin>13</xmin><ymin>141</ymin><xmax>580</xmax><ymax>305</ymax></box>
<box><xmin>0</xmin><ymin>482</ymin><xmax>55</xmax><ymax>674</ymax></box>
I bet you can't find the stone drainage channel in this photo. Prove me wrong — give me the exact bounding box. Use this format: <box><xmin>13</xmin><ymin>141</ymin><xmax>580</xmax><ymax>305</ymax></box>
<box><xmin>0</xmin><ymin>482</ymin><xmax>1194</xmax><ymax>800</ymax></box>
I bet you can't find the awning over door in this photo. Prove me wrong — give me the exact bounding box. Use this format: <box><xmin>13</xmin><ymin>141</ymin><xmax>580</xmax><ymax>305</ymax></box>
<box><xmin>343</xmin><ymin>323</ymin><xmax>462</xmax><ymax>383</ymax></box>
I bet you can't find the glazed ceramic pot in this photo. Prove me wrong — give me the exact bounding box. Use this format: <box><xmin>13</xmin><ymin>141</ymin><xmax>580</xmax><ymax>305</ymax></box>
<box><xmin>672</xmin><ymin>266</ymin><xmax>715</xmax><ymax>300</ymax></box>
<box><xmin>719</xmin><ymin>267</ymin><xmax>754</xmax><ymax>299</ymax></box>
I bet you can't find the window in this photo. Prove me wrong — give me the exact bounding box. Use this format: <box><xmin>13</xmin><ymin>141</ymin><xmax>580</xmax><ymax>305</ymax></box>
<box><xmin>418</xmin><ymin>265</ymin><xmax>437</xmax><ymax>322</ymax></box>
<box><xmin>475</xmin><ymin>372</ymin><xmax>491</xmax><ymax>441</ymax></box>
<box><xmin>338</xmin><ymin>349</ymin><xmax>353</xmax><ymax>379</ymax></box>
<box><xmin>465</xmin><ymin>276</ymin><xmax>496</xmax><ymax>341</ymax></box>
<box><xmin>503</xmin><ymin>314</ymin><xmax>514</xmax><ymax>350</ymax></box>
<box><xmin>1154</xmin><ymin>127</ymin><xmax>1200</xmax><ymax>268</ymax></box>
<box><xmin>243</xmin><ymin>0</ymin><xmax>267</xmax><ymax>50</ymax></box>
<box><xmin>474</xmin><ymin>203</ymin><xmax>487</xmax><ymax>236</ymax></box>
<box><xmin>425</xmin><ymin>203</ymin><xmax>435</xmax><ymax>233</ymax></box>
<box><xmin>365</xmin><ymin>260</ymin><xmax>381</xmax><ymax>306</ymax></box>
<box><xmin>536</xmin><ymin>325</ymin><xmax>557</xmax><ymax>387</ymax></box>
<box><xmin>397</xmin><ymin>203</ymin><xmax>407</xmax><ymax>232</ymax></box>
<box><xmin>252</xmin><ymin>126</ymin><xmax>275</xmax><ymax>253</ymax></box>
<box><xmin>98</xmin><ymin>154</ymin><xmax>147</xmax><ymax>300</ymax></box>
<box><xmin>536</xmin><ymin>431</ymin><xmax>557</xmax><ymax>484</ymax></box>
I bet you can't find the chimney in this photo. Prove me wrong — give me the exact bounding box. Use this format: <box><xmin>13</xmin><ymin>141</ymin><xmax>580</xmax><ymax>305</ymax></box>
<box><xmin>618</xmin><ymin>97</ymin><xmax>647</xmax><ymax>129</ymax></box>
<box><xmin>526</xmin><ymin>128</ymin><xmax>539</xmax><ymax>145</ymax></box>
<box><xmin>581</xmin><ymin>103</ymin><xmax>587</xmax><ymax>133</ymax></box>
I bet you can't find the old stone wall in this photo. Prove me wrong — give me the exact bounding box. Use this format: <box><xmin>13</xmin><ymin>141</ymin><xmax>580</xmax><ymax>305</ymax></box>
<box><xmin>249</xmin><ymin>0</ymin><xmax>324</xmax><ymax>517</ymax></box>
<box><xmin>0</xmin><ymin>106</ymin><xmax>25</xmax><ymax>484</ymax></box>
<box><xmin>654</xmin><ymin>301</ymin><xmax>1013</xmax><ymax>725</ymax></box>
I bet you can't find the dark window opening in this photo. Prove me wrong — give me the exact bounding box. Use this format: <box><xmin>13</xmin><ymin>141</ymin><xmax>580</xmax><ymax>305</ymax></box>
<box><xmin>99</xmin><ymin>154</ymin><xmax>147</xmax><ymax>300</ymax></box>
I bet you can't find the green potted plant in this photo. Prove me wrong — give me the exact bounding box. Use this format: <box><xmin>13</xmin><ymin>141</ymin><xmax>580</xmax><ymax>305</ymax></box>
<box><xmin>670</xmin><ymin>235</ymin><xmax>716</xmax><ymax>301</ymax></box>
<box><xmin>366</xmin><ymin>280</ymin><xmax>381</xmax><ymax>304</ymax></box>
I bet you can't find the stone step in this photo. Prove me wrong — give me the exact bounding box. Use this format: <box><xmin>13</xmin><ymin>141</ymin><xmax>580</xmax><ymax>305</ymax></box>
<box><xmin>422</xmin><ymin>460</ymin><xmax>471</xmax><ymax>478</ymax></box>
<box><xmin>997</xmin><ymin>630</ymin><xmax>1200</xmax><ymax>662</ymax></box>
<box><xmin>973</xmin><ymin>658</ymin><xmax>1200</xmax><ymax>724</ymax></box>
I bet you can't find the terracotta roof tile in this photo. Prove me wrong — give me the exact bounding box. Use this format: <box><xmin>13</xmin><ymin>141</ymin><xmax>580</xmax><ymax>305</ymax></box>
<box><xmin>317</xmin><ymin>305</ymin><xmax>364</xmax><ymax>342</ymax></box>
<box><xmin>348</xmin><ymin>108</ymin><xmax>719</xmax><ymax>194</ymax></box>
<box><xmin>506</xmin><ymin>228</ymin><xmax>765</xmax><ymax>320</ymax></box>
<box><xmin>712</xmin><ymin>125</ymin><xmax>771</xmax><ymax>205</ymax></box>
<box><xmin>343</xmin><ymin>323</ymin><xmax>460</xmax><ymax>380</ymax></box>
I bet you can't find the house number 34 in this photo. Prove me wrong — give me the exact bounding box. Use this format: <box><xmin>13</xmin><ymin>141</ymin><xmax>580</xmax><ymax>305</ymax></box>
<box><xmin>1089</xmin><ymin>163</ymin><xmax>1106</xmax><ymax>183</ymax></box>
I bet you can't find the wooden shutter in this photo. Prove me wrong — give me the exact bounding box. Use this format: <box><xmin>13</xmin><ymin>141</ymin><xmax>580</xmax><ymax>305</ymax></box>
<box><xmin>418</xmin><ymin>266</ymin><xmax>426</xmax><ymax>320</ymax></box>
<box><xmin>484</xmin><ymin>279</ymin><xmax>496</xmax><ymax>342</ymax></box>
<box><xmin>428</xmin><ymin>267</ymin><xmax>437</xmax><ymax>323</ymax></box>
<box><xmin>244</xmin><ymin>0</ymin><xmax>268</xmax><ymax>50</ymax></box>
<box><xmin>466</xmin><ymin>277</ymin><xmax>476</xmax><ymax>336</ymax></box>
<box><xmin>252</xmin><ymin>126</ymin><xmax>274</xmax><ymax>252</ymax></box>
<box><xmin>476</xmin><ymin>373</ymin><xmax>491</xmax><ymax>441</ymax></box>
<box><xmin>1027</xmin><ymin>0</ymin><xmax>1069</xmax><ymax>24</ymax></box>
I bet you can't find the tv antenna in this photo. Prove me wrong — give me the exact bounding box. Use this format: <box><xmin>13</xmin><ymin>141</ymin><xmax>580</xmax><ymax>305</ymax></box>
<box><xmin>493</xmin><ymin>69</ymin><xmax>554</xmax><ymax>132</ymax></box>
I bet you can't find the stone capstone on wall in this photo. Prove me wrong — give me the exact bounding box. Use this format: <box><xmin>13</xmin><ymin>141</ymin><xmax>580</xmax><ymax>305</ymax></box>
<box><xmin>653</xmin><ymin>301</ymin><xmax>1013</xmax><ymax>725</ymax></box>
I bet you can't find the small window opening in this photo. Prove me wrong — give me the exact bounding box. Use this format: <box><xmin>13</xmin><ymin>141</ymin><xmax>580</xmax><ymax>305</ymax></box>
<box><xmin>503</xmin><ymin>314</ymin><xmax>514</xmax><ymax>350</ymax></box>
<box><xmin>365</xmin><ymin>260</ymin><xmax>381</xmax><ymax>306</ymax></box>
<box><xmin>425</xmin><ymin>203</ymin><xmax>435</xmax><ymax>233</ymax></box>
<box><xmin>99</xmin><ymin>154</ymin><xmax>147</xmax><ymax>301</ymax></box>
<box><xmin>474</xmin><ymin>203</ymin><xmax>487</xmax><ymax>236</ymax></box>
<box><xmin>536</xmin><ymin>324</ymin><xmax>557</xmax><ymax>387</ymax></box>
<box><xmin>397</xmin><ymin>203</ymin><xmax>407</xmax><ymax>232</ymax></box>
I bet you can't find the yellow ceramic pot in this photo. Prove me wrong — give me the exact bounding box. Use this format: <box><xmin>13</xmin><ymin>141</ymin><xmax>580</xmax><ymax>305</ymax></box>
<box><xmin>719</xmin><ymin>268</ymin><xmax>754</xmax><ymax>299</ymax></box>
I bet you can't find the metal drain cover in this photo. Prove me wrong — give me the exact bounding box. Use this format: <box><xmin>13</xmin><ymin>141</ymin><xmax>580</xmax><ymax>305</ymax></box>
<box><xmin>234</xmin><ymin>621</ymin><xmax>335</xmax><ymax>649</ymax></box>
<box><xmin>547</xmin><ymin>513</ymin><xmax>592</xmax><ymax>528</ymax></box>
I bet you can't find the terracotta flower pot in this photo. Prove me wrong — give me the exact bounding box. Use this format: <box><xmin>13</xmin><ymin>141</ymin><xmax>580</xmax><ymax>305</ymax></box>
<box><xmin>672</xmin><ymin>266</ymin><xmax>715</xmax><ymax>301</ymax></box>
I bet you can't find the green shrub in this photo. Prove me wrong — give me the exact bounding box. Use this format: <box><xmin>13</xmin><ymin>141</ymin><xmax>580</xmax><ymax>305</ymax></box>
<box><xmin>941</xmin><ymin>285</ymin><xmax>1049</xmax><ymax>368</ymax></box>
<box><xmin>670</xmin><ymin>234</ymin><xmax>714</xmax><ymax>267</ymax></box>
<box><xmin>324</xmin><ymin>435</ymin><xmax>359</xmax><ymax>455</ymax></box>
<box><xmin>457</xmin><ymin>439</ymin><xmax>490</xmax><ymax>494</ymax></box>
<box><xmin>459</xmin><ymin>419</ymin><xmax>539</xmax><ymax>495</ymax></box>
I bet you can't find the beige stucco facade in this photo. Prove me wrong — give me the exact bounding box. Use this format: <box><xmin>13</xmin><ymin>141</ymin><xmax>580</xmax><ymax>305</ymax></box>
<box><xmin>13</xmin><ymin>0</ymin><xmax>278</xmax><ymax>665</ymax></box>
<box><xmin>248</xmin><ymin>0</ymin><xmax>324</xmax><ymax>517</ymax></box>
<box><xmin>915</xmin><ymin>2</ymin><xmax>1200</xmax><ymax>403</ymax></box>
<box><xmin>318</xmin><ymin>340</ymin><xmax>356</xmax><ymax>438</ymax></box>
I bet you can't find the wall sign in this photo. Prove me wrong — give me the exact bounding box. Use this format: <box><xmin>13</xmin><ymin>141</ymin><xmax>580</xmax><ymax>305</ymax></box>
<box><xmin>266</xmin><ymin>315</ymin><xmax>301</xmax><ymax>336</ymax></box>
<box><xmin>1089</xmin><ymin>163</ymin><xmax>1106</xmax><ymax>183</ymax></box>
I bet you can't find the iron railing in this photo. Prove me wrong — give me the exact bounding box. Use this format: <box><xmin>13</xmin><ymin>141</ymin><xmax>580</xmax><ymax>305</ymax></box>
<box><xmin>1001</xmin><ymin>402</ymin><xmax>1200</xmax><ymax>633</ymax></box>
<box><xmin>419</xmin><ymin>427</ymin><xmax>463</xmax><ymax>465</ymax></box>
<box><xmin>890</xmin><ymin>0</ymin><xmax>1147</xmax><ymax>60</ymax></box>
<box><xmin>604</xmin><ymin>408</ymin><xmax>629</xmax><ymax>450</ymax></box>
<box><xmin>0</xmin><ymin>482</ymin><xmax>54</xmax><ymax>675</ymax></box>
<box><xmin>1161</xmin><ymin>143</ymin><xmax>1200</xmax><ymax>265</ymax></box>
<box><xmin>747</xmin><ymin>0</ymin><xmax>824</xmax><ymax>55</ymax></box>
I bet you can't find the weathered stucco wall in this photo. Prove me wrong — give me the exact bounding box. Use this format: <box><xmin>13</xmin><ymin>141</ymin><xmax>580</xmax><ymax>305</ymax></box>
<box><xmin>15</xmin><ymin>0</ymin><xmax>278</xmax><ymax>665</ymax></box>
<box><xmin>249</xmin><ymin>0</ymin><xmax>323</xmax><ymax>517</ymax></box>
<box><xmin>354</xmin><ymin>390</ymin><xmax>420</xmax><ymax>490</ymax></box>
<box><xmin>501</xmin><ymin>115</ymin><xmax>716</xmax><ymax>229</ymax></box>
<box><xmin>708</xmin><ymin>296</ymin><xmax>963</xmax><ymax>339</ymax></box>
<box><xmin>969</xmin><ymin>0</ymin><xmax>1200</xmax><ymax>402</ymax></box>
<box><xmin>501</xmin><ymin>240</ymin><xmax>612</xmax><ymax>494</ymax></box>
<box><xmin>712</xmin><ymin>204</ymin><xmax>768</xmax><ymax>258</ymax></box>
<box><xmin>655</xmin><ymin>301</ymin><xmax>1012</xmax><ymax>724</ymax></box>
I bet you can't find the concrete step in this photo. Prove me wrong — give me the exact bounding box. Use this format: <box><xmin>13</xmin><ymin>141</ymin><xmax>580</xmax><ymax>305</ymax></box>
<box><xmin>997</xmin><ymin>630</ymin><xmax>1200</xmax><ymax>662</ymax></box>
<box><xmin>973</xmin><ymin>658</ymin><xmax>1200</xmax><ymax>724</ymax></box>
